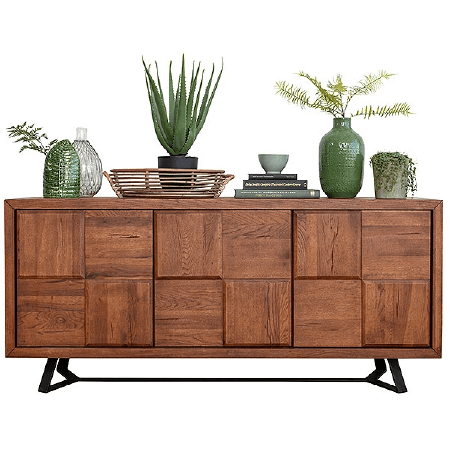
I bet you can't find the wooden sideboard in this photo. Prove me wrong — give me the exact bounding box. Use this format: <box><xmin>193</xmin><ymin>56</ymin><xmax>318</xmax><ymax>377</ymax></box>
<box><xmin>4</xmin><ymin>197</ymin><xmax>443</xmax><ymax>362</ymax></box>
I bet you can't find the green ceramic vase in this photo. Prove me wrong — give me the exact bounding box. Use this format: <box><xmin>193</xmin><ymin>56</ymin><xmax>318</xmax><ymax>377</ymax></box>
<box><xmin>319</xmin><ymin>118</ymin><xmax>364</xmax><ymax>198</ymax></box>
<box><xmin>43</xmin><ymin>140</ymin><xmax>80</xmax><ymax>198</ymax></box>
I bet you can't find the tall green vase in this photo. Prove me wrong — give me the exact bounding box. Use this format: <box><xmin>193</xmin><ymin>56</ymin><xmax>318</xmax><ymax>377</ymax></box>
<box><xmin>43</xmin><ymin>139</ymin><xmax>80</xmax><ymax>198</ymax></box>
<box><xmin>319</xmin><ymin>118</ymin><xmax>364</xmax><ymax>198</ymax></box>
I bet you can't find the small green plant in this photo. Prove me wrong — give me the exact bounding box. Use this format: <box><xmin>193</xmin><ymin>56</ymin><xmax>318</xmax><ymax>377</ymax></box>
<box><xmin>143</xmin><ymin>54</ymin><xmax>223</xmax><ymax>155</ymax></box>
<box><xmin>370</xmin><ymin>151</ymin><xmax>417</xmax><ymax>196</ymax></box>
<box><xmin>6</xmin><ymin>122</ymin><xmax>58</xmax><ymax>155</ymax></box>
<box><xmin>276</xmin><ymin>71</ymin><xmax>412</xmax><ymax>119</ymax></box>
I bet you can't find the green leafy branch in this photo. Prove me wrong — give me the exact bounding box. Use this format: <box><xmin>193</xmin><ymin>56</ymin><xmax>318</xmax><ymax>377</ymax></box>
<box><xmin>6</xmin><ymin>122</ymin><xmax>58</xmax><ymax>155</ymax></box>
<box><xmin>276</xmin><ymin>70</ymin><xmax>413</xmax><ymax>119</ymax></box>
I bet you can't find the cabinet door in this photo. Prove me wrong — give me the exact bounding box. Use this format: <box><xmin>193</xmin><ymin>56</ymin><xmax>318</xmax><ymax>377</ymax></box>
<box><xmin>86</xmin><ymin>280</ymin><xmax>153</xmax><ymax>346</ymax></box>
<box><xmin>294</xmin><ymin>280</ymin><xmax>362</xmax><ymax>347</ymax></box>
<box><xmin>155</xmin><ymin>280</ymin><xmax>223</xmax><ymax>346</ymax></box>
<box><xmin>222</xmin><ymin>211</ymin><xmax>291</xmax><ymax>279</ymax></box>
<box><xmin>294</xmin><ymin>211</ymin><xmax>361</xmax><ymax>278</ymax></box>
<box><xmin>362</xmin><ymin>211</ymin><xmax>431</xmax><ymax>280</ymax></box>
<box><xmin>17</xmin><ymin>210</ymin><xmax>84</xmax><ymax>278</ymax></box>
<box><xmin>225</xmin><ymin>281</ymin><xmax>291</xmax><ymax>346</ymax></box>
<box><xmin>85</xmin><ymin>211</ymin><xmax>153</xmax><ymax>278</ymax></box>
<box><xmin>17</xmin><ymin>279</ymin><xmax>85</xmax><ymax>347</ymax></box>
<box><xmin>363</xmin><ymin>281</ymin><xmax>430</xmax><ymax>346</ymax></box>
<box><xmin>155</xmin><ymin>211</ymin><xmax>222</xmax><ymax>278</ymax></box>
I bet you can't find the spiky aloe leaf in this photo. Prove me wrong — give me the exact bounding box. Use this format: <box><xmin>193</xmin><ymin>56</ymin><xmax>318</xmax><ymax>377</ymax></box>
<box><xmin>196</xmin><ymin>59</ymin><xmax>223</xmax><ymax>134</ymax></box>
<box><xmin>186</xmin><ymin>62</ymin><xmax>201</xmax><ymax>133</ymax></box>
<box><xmin>351</xmin><ymin>102</ymin><xmax>412</xmax><ymax>119</ymax></box>
<box><xmin>173</xmin><ymin>55</ymin><xmax>187</xmax><ymax>153</ymax></box>
<box><xmin>155</xmin><ymin>61</ymin><xmax>166</xmax><ymax>115</ymax></box>
<box><xmin>168</xmin><ymin>61</ymin><xmax>175</xmax><ymax>129</ymax></box>
<box><xmin>142</xmin><ymin>58</ymin><xmax>173</xmax><ymax>145</ymax></box>
<box><xmin>145</xmin><ymin>76</ymin><xmax>174</xmax><ymax>153</ymax></box>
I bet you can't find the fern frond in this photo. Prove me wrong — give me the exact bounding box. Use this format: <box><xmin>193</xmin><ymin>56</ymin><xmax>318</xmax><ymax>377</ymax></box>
<box><xmin>347</xmin><ymin>71</ymin><xmax>394</xmax><ymax>99</ymax></box>
<box><xmin>298</xmin><ymin>71</ymin><xmax>342</xmax><ymax>115</ymax></box>
<box><xmin>351</xmin><ymin>102</ymin><xmax>413</xmax><ymax>119</ymax></box>
<box><xmin>327</xmin><ymin>74</ymin><xmax>347</xmax><ymax>95</ymax></box>
<box><xmin>275</xmin><ymin>81</ymin><xmax>312</xmax><ymax>108</ymax></box>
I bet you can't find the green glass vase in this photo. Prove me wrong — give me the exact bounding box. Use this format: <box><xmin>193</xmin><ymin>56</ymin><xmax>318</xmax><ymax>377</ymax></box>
<box><xmin>43</xmin><ymin>140</ymin><xmax>80</xmax><ymax>198</ymax></box>
<box><xmin>319</xmin><ymin>118</ymin><xmax>364</xmax><ymax>198</ymax></box>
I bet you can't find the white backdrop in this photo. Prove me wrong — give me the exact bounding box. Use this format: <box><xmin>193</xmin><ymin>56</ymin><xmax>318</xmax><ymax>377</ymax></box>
<box><xmin>0</xmin><ymin>1</ymin><xmax>448</xmax><ymax>448</ymax></box>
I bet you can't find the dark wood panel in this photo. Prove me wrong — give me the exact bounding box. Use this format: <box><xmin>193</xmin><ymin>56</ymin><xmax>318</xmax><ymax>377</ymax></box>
<box><xmin>6</xmin><ymin>198</ymin><xmax>442</xmax><ymax>211</ymax></box>
<box><xmin>10</xmin><ymin>346</ymin><xmax>440</xmax><ymax>359</ymax></box>
<box><xmin>363</xmin><ymin>281</ymin><xmax>430</xmax><ymax>346</ymax></box>
<box><xmin>222</xmin><ymin>210</ymin><xmax>291</xmax><ymax>279</ymax></box>
<box><xmin>432</xmin><ymin>203</ymin><xmax>443</xmax><ymax>356</ymax></box>
<box><xmin>17</xmin><ymin>210</ymin><xmax>84</xmax><ymax>278</ymax></box>
<box><xmin>294</xmin><ymin>211</ymin><xmax>361</xmax><ymax>278</ymax></box>
<box><xmin>362</xmin><ymin>211</ymin><xmax>431</xmax><ymax>279</ymax></box>
<box><xmin>85</xmin><ymin>211</ymin><xmax>153</xmax><ymax>278</ymax></box>
<box><xmin>4</xmin><ymin>201</ymin><xmax>15</xmax><ymax>355</ymax></box>
<box><xmin>155</xmin><ymin>280</ymin><xmax>223</xmax><ymax>346</ymax></box>
<box><xmin>225</xmin><ymin>281</ymin><xmax>291</xmax><ymax>346</ymax></box>
<box><xmin>17</xmin><ymin>279</ymin><xmax>85</xmax><ymax>347</ymax></box>
<box><xmin>155</xmin><ymin>211</ymin><xmax>222</xmax><ymax>278</ymax></box>
<box><xmin>86</xmin><ymin>280</ymin><xmax>153</xmax><ymax>346</ymax></box>
<box><xmin>294</xmin><ymin>280</ymin><xmax>361</xmax><ymax>347</ymax></box>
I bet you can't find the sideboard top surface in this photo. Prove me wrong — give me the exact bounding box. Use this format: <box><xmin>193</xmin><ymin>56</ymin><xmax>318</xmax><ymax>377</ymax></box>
<box><xmin>5</xmin><ymin>197</ymin><xmax>443</xmax><ymax>210</ymax></box>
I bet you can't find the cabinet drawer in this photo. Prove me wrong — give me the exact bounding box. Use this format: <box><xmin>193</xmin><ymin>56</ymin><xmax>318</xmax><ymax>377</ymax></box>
<box><xmin>362</xmin><ymin>211</ymin><xmax>431</xmax><ymax>280</ymax></box>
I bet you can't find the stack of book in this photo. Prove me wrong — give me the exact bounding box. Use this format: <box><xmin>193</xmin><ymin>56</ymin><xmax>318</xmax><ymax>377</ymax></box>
<box><xmin>234</xmin><ymin>173</ymin><xmax>320</xmax><ymax>198</ymax></box>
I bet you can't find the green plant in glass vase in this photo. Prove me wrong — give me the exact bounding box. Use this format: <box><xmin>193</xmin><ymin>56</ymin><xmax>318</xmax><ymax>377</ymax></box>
<box><xmin>275</xmin><ymin>71</ymin><xmax>413</xmax><ymax>198</ymax></box>
<box><xmin>143</xmin><ymin>54</ymin><xmax>223</xmax><ymax>169</ymax></box>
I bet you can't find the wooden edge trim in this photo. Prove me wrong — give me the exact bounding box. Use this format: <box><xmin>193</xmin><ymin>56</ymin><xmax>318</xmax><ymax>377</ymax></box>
<box><xmin>4</xmin><ymin>201</ymin><xmax>16</xmax><ymax>356</ymax></box>
<box><xmin>432</xmin><ymin>202</ymin><xmax>443</xmax><ymax>356</ymax></box>
<box><xmin>7</xmin><ymin>347</ymin><xmax>441</xmax><ymax>359</ymax></box>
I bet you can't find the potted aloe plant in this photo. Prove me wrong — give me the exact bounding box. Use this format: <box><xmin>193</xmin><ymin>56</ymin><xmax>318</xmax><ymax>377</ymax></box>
<box><xmin>370</xmin><ymin>151</ymin><xmax>417</xmax><ymax>198</ymax></box>
<box><xmin>143</xmin><ymin>54</ymin><xmax>223</xmax><ymax>169</ymax></box>
<box><xmin>276</xmin><ymin>71</ymin><xmax>412</xmax><ymax>198</ymax></box>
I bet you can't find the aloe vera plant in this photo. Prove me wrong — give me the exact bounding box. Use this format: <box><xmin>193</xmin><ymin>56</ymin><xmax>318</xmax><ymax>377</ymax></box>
<box><xmin>143</xmin><ymin>55</ymin><xmax>223</xmax><ymax>155</ymax></box>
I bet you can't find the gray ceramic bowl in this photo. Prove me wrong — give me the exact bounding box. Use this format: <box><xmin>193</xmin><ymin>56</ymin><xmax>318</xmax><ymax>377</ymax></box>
<box><xmin>258</xmin><ymin>154</ymin><xmax>289</xmax><ymax>174</ymax></box>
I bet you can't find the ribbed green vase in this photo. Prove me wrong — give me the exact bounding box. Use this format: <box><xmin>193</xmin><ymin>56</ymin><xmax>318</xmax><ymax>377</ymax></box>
<box><xmin>43</xmin><ymin>140</ymin><xmax>80</xmax><ymax>198</ymax></box>
<box><xmin>319</xmin><ymin>118</ymin><xmax>364</xmax><ymax>198</ymax></box>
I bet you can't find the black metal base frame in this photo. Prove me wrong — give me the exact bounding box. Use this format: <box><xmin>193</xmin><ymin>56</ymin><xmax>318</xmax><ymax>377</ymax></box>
<box><xmin>38</xmin><ymin>358</ymin><xmax>407</xmax><ymax>394</ymax></box>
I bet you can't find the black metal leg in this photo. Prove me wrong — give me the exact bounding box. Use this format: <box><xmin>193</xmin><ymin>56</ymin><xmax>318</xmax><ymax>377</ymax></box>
<box><xmin>38</xmin><ymin>358</ymin><xmax>408</xmax><ymax>393</ymax></box>
<box><xmin>366</xmin><ymin>358</ymin><xmax>408</xmax><ymax>393</ymax></box>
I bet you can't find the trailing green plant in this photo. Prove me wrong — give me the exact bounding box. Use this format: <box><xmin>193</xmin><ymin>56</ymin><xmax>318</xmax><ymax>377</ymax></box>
<box><xmin>143</xmin><ymin>54</ymin><xmax>223</xmax><ymax>155</ymax></box>
<box><xmin>369</xmin><ymin>151</ymin><xmax>417</xmax><ymax>196</ymax></box>
<box><xmin>6</xmin><ymin>122</ymin><xmax>58</xmax><ymax>155</ymax></box>
<box><xmin>276</xmin><ymin>71</ymin><xmax>412</xmax><ymax>119</ymax></box>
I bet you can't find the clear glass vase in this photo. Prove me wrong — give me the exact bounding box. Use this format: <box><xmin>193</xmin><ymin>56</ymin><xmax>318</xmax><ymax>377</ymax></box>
<box><xmin>72</xmin><ymin>127</ymin><xmax>102</xmax><ymax>197</ymax></box>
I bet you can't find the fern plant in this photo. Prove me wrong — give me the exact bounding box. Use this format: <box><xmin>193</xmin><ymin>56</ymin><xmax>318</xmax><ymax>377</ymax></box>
<box><xmin>276</xmin><ymin>71</ymin><xmax>412</xmax><ymax>118</ymax></box>
<box><xmin>143</xmin><ymin>55</ymin><xmax>223</xmax><ymax>155</ymax></box>
<box><xmin>6</xmin><ymin>122</ymin><xmax>58</xmax><ymax>155</ymax></box>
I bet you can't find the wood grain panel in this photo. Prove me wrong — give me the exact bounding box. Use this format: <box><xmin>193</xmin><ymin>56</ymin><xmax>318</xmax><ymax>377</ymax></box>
<box><xmin>17</xmin><ymin>210</ymin><xmax>84</xmax><ymax>278</ymax></box>
<box><xmin>225</xmin><ymin>281</ymin><xmax>291</xmax><ymax>346</ymax></box>
<box><xmin>362</xmin><ymin>211</ymin><xmax>431</xmax><ymax>279</ymax></box>
<box><xmin>363</xmin><ymin>281</ymin><xmax>430</xmax><ymax>346</ymax></box>
<box><xmin>222</xmin><ymin>210</ymin><xmax>291</xmax><ymax>279</ymax></box>
<box><xmin>432</xmin><ymin>202</ymin><xmax>443</xmax><ymax>355</ymax></box>
<box><xmin>294</xmin><ymin>211</ymin><xmax>361</xmax><ymax>278</ymax></box>
<box><xmin>294</xmin><ymin>280</ymin><xmax>361</xmax><ymax>347</ymax></box>
<box><xmin>86</xmin><ymin>280</ymin><xmax>152</xmax><ymax>346</ymax></box>
<box><xmin>155</xmin><ymin>280</ymin><xmax>223</xmax><ymax>346</ymax></box>
<box><xmin>85</xmin><ymin>211</ymin><xmax>153</xmax><ymax>278</ymax></box>
<box><xmin>17</xmin><ymin>279</ymin><xmax>85</xmax><ymax>347</ymax></box>
<box><xmin>4</xmin><ymin>201</ymin><xmax>15</xmax><ymax>355</ymax></box>
<box><xmin>155</xmin><ymin>211</ymin><xmax>222</xmax><ymax>278</ymax></box>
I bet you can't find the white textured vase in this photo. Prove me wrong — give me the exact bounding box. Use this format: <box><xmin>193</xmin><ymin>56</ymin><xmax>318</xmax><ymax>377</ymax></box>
<box><xmin>72</xmin><ymin>127</ymin><xmax>102</xmax><ymax>197</ymax></box>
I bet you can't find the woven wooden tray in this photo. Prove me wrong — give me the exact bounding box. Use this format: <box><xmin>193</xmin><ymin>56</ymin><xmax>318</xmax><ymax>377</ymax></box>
<box><xmin>104</xmin><ymin>168</ymin><xmax>234</xmax><ymax>198</ymax></box>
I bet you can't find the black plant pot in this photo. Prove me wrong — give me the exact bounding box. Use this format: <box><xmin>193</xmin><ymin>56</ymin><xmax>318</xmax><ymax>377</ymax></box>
<box><xmin>158</xmin><ymin>155</ymin><xmax>198</xmax><ymax>190</ymax></box>
<box><xmin>158</xmin><ymin>155</ymin><xmax>198</xmax><ymax>169</ymax></box>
